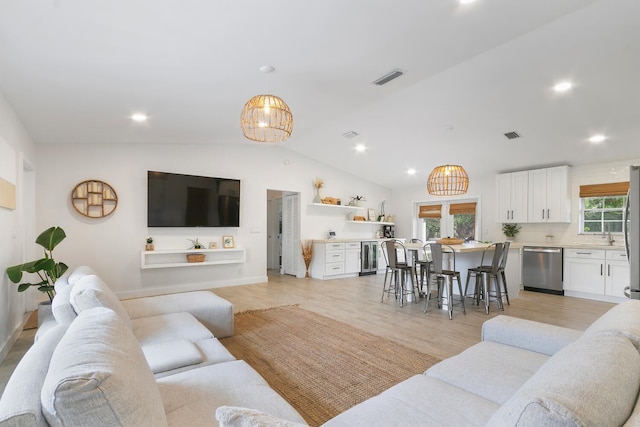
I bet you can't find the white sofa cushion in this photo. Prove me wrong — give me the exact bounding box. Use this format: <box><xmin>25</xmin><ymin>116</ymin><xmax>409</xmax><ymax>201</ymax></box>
<box><xmin>323</xmin><ymin>374</ymin><xmax>499</xmax><ymax>427</ymax></box>
<box><xmin>153</xmin><ymin>338</ymin><xmax>237</xmax><ymax>379</ymax></box>
<box><xmin>216</xmin><ymin>406</ymin><xmax>309</xmax><ymax>427</ymax></box>
<box><xmin>69</xmin><ymin>274</ymin><xmax>132</xmax><ymax>330</ymax></box>
<box><xmin>425</xmin><ymin>340</ymin><xmax>549</xmax><ymax>404</ymax></box>
<box><xmin>157</xmin><ymin>360</ymin><xmax>306</xmax><ymax>426</ymax></box>
<box><xmin>66</xmin><ymin>265</ymin><xmax>97</xmax><ymax>285</ymax></box>
<box><xmin>0</xmin><ymin>325</ymin><xmax>67</xmax><ymax>427</ymax></box>
<box><xmin>131</xmin><ymin>311</ymin><xmax>213</xmax><ymax>346</ymax></box>
<box><xmin>142</xmin><ymin>340</ymin><xmax>203</xmax><ymax>374</ymax></box>
<box><xmin>51</xmin><ymin>284</ymin><xmax>76</xmax><ymax>325</ymax></box>
<box><xmin>487</xmin><ymin>331</ymin><xmax>640</xmax><ymax>426</ymax></box>
<box><xmin>40</xmin><ymin>307</ymin><xmax>167</xmax><ymax>427</ymax></box>
<box><xmin>583</xmin><ymin>299</ymin><xmax>640</xmax><ymax>349</ymax></box>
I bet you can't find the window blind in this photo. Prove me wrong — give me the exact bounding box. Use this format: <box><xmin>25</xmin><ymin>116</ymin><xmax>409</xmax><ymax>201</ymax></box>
<box><xmin>418</xmin><ymin>204</ymin><xmax>442</xmax><ymax>218</ymax></box>
<box><xmin>579</xmin><ymin>182</ymin><xmax>629</xmax><ymax>198</ymax></box>
<box><xmin>449</xmin><ymin>202</ymin><xmax>477</xmax><ymax>215</ymax></box>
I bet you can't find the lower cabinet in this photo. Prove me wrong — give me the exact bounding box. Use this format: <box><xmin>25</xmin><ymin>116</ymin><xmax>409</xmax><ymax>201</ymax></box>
<box><xmin>311</xmin><ymin>242</ymin><xmax>361</xmax><ymax>279</ymax></box>
<box><xmin>564</xmin><ymin>249</ymin><xmax>629</xmax><ymax>301</ymax></box>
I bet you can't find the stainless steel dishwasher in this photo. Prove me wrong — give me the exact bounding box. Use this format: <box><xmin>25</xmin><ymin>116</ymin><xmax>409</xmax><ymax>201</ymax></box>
<box><xmin>522</xmin><ymin>246</ymin><xmax>564</xmax><ymax>295</ymax></box>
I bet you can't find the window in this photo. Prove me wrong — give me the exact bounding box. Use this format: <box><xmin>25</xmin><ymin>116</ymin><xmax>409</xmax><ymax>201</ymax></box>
<box><xmin>579</xmin><ymin>181</ymin><xmax>629</xmax><ymax>234</ymax></box>
<box><xmin>581</xmin><ymin>196</ymin><xmax>626</xmax><ymax>233</ymax></box>
<box><xmin>417</xmin><ymin>200</ymin><xmax>478</xmax><ymax>242</ymax></box>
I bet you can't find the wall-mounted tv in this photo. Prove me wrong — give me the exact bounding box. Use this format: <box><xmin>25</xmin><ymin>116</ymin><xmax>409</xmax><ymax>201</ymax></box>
<box><xmin>148</xmin><ymin>171</ymin><xmax>240</xmax><ymax>227</ymax></box>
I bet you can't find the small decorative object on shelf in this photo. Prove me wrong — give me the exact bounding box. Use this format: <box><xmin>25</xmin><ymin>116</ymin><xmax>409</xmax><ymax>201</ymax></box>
<box><xmin>186</xmin><ymin>238</ymin><xmax>206</xmax><ymax>262</ymax></box>
<box><xmin>186</xmin><ymin>253</ymin><xmax>206</xmax><ymax>263</ymax></box>
<box><xmin>223</xmin><ymin>236</ymin><xmax>235</xmax><ymax>248</ymax></box>
<box><xmin>301</xmin><ymin>239</ymin><xmax>313</xmax><ymax>279</ymax></box>
<box><xmin>321</xmin><ymin>196</ymin><xmax>340</xmax><ymax>205</ymax></box>
<box><xmin>145</xmin><ymin>237</ymin><xmax>154</xmax><ymax>251</ymax></box>
<box><xmin>188</xmin><ymin>238</ymin><xmax>205</xmax><ymax>249</ymax></box>
<box><xmin>71</xmin><ymin>179</ymin><xmax>118</xmax><ymax>218</ymax></box>
<box><xmin>313</xmin><ymin>177</ymin><xmax>324</xmax><ymax>204</ymax></box>
<box><xmin>350</xmin><ymin>195</ymin><xmax>366</xmax><ymax>207</ymax></box>
<box><xmin>209</xmin><ymin>241</ymin><xmax>218</xmax><ymax>249</ymax></box>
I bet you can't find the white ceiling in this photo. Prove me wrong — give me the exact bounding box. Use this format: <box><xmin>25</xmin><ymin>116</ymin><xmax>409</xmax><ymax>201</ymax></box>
<box><xmin>1</xmin><ymin>0</ymin><xmax>639</xmax><ymax>189</ymax></box>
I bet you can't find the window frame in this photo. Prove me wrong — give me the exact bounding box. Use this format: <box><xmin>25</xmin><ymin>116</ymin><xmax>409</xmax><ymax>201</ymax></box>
<box><xmin>579</xmin><ymin>195</ymin><xmax>627</xmax><ymax>235</ymax></box>
<box><xmin>415</xmin><ymin>198</ymin><xmax>481</xmax><ymax>242</ymax></box>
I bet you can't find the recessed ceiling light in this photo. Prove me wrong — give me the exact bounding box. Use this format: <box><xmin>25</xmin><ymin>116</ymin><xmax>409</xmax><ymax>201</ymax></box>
<box><xmin>407</xmin><ymin>168</ymin><xmax>416</xmax><ymax>175</ymax></box>
<box><xmin>588</xmin><ymin>134</ymin><xmax>606</xmax><ymax>143</ymax></box>
<box><xmin>553</xmin><ymin>81</ymin><xmax>573</xmax><ymax>93</ymax></box>
<box><xmin>355</xmin><ymin>144</ymin><xmax>366</xmax><ymax>152</ymax></box>
<box><xmin>131</xmin><ymin>113</ymin><xmax>148</xmax><ymax>123</ymax></box>
<box><xmin>459</xmin><ymin>0</ymin><xmax>477</xmax><ymax>4</ymax></box>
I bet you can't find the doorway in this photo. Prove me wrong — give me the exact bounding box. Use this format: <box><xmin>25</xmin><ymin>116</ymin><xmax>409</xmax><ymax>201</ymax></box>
<box><xmin>267</xmin><ymin>190</ymin><xmax>300</xmax><ymax>276</ymax></box>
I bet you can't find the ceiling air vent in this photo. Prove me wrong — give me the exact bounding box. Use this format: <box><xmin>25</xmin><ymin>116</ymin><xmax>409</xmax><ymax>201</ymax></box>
<box><xmin>342</xmin><ymin>131</ymin><xmax>359</xmax><ymax>139</ymax></box>
<box><xmin>373</xmin><ymin>68</ymin><xmax>404</xmax><ymax>86</ymax></box>
<box><xmin>504</xmin><ymin>131</ymin><xmax>521</xmax><ymax>140</ymax></box>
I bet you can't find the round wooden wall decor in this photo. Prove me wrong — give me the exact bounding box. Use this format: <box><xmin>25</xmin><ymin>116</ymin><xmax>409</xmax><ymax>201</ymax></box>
<box><xmin>71</xmin><ymin>180</ymin><xmax>118</xmax><ymax>218</ymax></box>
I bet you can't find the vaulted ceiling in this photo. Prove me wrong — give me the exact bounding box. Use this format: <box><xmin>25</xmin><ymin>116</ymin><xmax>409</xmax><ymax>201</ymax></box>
<box><xmin>0</xmin><ymin>0</ymin><xmax>638</xmax><ymax>189</ymax></box>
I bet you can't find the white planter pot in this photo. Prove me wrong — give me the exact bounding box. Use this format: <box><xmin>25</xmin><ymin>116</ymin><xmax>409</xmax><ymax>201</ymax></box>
<box><xmin>37</xmin><ymin>301</ymin><xmax>53</xmax><ymax>327</ymax></box>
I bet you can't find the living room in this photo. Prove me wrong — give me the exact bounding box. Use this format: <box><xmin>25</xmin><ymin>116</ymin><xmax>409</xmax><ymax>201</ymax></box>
<box><xmin>2</xmin><ymin>1</ymin><xmax>640</xmax><ymax>425</ymax></box>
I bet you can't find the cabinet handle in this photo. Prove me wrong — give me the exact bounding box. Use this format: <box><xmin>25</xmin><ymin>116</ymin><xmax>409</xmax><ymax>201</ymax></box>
<box><xmin>542</xmin><ymin>209</ymin><xmax>545</xmax><ymax>219</ymax></box>
<box><xmin>601</xmin><ymin>264</ymin><xmax>603</xmax><ymax>276</ymax></box>
<box><xmin>547</xmin><ymin>209</ymin><xmax>550</xmax><ymax>219</ymax></box>
<box><xmin>576</xmin><ymin>252</ymin><xmax>592</xmax><ymax>255</ymax></box>
<box><xmin>506</xmin><ymin>210</ymin><xmax>510</xmax><ymax>220</ymax></box>
<box><xmin>608</xmin><ymin>264</ymin><xmax>611</xmax><ymax>276</ymax></box>
<box><xmin>511</xmin><ymin>210</ymin><xmax>514</xmax><ymax>219</ymax></box>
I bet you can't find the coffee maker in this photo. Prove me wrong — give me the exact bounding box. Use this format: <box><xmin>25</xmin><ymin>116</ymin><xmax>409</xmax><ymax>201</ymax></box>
<box><xmin>383</xmin><ymin>225</ymin><xmax>395</xmax><ymax>238</ymax></box>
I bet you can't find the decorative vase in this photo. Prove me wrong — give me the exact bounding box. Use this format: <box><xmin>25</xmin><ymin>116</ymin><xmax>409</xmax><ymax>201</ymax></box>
<box><xmin>313</xmin><ymin>189</ymin><xmax>322</xmax><ymax>204</ymax></box>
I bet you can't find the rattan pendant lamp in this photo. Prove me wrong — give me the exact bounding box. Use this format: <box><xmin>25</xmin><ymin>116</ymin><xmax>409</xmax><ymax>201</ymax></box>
<box><xmin>240</xmin><ymin>66</ymin><xmax>293</xmax><ymax>143</ymax></box>
<box><xmin>427</xmin><ymin>164</ymin><xmax>469</xmax><ymax>196</ymax></box>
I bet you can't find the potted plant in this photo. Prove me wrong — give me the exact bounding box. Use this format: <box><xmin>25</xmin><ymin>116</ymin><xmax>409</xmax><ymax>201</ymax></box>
<box><xmin>350</xmin><ymin>195</ymin><xmax>366</xmax><ymax>207</ymax></box>
<box><xmin>6</xmin><ymin>226</ymin><xmax>68</xmax><ymax>304</ymax></box>
<box><xmin>145</xmin><ymin>237</ymin><xmax>154</xmax><ymax>251</ymax></box>
<box><xmin>502</xmin><ymin>223</ymin><xmax>521</xmax><ymax>241</ymax></box>
<box><xmin>186</xmin><ymin>238</ymin><xmax>206</xmax><ymax>263</ymax></box>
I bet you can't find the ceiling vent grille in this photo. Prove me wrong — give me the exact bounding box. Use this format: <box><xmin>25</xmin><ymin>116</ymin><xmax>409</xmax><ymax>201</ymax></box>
<box><xmin>342</xmin><ymin>131</ymin><xmax>359</xmax><ymax>139</ymax></box>
<box><xmin>373</xmin><ymin>68</ymin><xmax>404</xmax><ymax>86</ymax></box>
<box><xmin>504</xmin><ymin>131</ymin><xmax>521</xmax><ymax>140</ymax></box>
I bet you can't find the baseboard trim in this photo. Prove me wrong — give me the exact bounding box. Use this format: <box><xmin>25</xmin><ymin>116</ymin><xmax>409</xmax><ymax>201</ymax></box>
<box><xmin>116</xmin><ymin>275</ymin><xmax>269</xmax><ymax>299</ymax></box>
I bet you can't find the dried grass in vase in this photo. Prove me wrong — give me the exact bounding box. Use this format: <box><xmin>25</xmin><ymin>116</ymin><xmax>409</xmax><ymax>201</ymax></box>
<box><xmin>301</xmin><ymin>239</ymin><xmax>314</xmax><ymax>279</ymax></box>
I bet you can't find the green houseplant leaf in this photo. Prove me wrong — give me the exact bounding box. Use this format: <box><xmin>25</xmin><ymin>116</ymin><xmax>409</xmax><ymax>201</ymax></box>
<box><xmin>5</xmin><ymin>226</ymin><xmax>68</xmax><ymax>302</ymax></box>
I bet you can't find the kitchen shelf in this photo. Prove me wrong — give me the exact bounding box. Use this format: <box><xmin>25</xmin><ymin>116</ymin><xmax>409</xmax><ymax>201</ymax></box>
<box><xmin>346</xmin><ymin>220</ymin><xmax>394</xmax><ymax>225</ymax></box>
<box><xmin>308</xmin><ymin>203</ymin><xmax>364</xmax><ymax>212</ymax></box>
<box><xmin>140</xmin><ymin>248</ymin><xmax>245</xmax><ymax>269</ymax></box>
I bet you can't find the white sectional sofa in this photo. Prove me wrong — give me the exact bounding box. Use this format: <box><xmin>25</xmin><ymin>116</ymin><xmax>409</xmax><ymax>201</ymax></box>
<box><xmin>217</xmin><ymin>300</ymin><xmax>640</xmax><ymax>427</ymax></box>
<box><xmin>0</xmin><ymin>266</ymin><xmax>305</xmax><ymax>426</ymax></box>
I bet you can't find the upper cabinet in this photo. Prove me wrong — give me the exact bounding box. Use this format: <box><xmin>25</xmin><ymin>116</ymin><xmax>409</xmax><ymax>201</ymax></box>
<box><xmin>496</xmin><ymin>171</ymin><xmax>528</xmax><ymax>223</ymax></box>
<box><xmin>527</xmin><ymin>166</ymin><xmax>571</xmax><ymax>223</ymax></box>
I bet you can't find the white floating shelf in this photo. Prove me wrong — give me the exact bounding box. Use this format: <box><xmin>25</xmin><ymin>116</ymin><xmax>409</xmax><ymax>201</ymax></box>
<box><xmin>346</xmin><ymin>221</ymin><xmax>395</xmax><ymax>225</ymax></box>
<box><xmin>308</xmin><ymin>203</ymin><xmax>364</xmax><ymax>211</ymax></box>
<box><xmin>140</xmin><ymin>248</ymin><xmax>246</xmax><ymax>269</ymax></box>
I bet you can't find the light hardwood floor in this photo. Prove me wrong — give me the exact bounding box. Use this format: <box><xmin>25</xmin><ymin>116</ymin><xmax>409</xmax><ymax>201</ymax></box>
<box><xmin>0</xmin><ymin>271</ymin><xmax>615</xmax><ymax>396</ymax></box>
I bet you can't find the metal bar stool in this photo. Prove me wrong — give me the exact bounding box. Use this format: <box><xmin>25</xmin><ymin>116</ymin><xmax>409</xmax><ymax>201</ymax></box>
<box><xmin>464</xmin><ymin>243</ymin><xmax>504</xmax><ymax>314</ymax></box>
<box><xmin>425</xmin><ymin>243</ymin><xmax>466</xmax><ymax>319</ymax></box>
<box><xmin>383</xmin><ymin>240</ymin><xmax>417</xmax><ymax>307</ymax></box>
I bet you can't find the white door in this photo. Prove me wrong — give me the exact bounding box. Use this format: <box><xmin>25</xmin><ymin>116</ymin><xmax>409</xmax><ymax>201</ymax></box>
<box><xmin>266</xmin><ymin>198</ymin><xmax>282</xmax><ymax>270</ymax></box>
<box><xmin>281</xmin><ymin>192</ymin><xmax>300</xmax><ymax>276</ymax></box>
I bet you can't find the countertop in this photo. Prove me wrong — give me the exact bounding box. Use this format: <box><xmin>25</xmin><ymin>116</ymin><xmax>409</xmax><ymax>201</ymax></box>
<box><xmin>312</xmin><ymin>238</ymin><xmax>626</xmax><ymax>252</ymax></box>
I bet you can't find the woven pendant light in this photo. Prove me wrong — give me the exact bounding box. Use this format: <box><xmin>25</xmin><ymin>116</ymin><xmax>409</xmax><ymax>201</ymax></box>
<box><xmin>427</xmin><ymin>165</ymin><xmax>469</xmax><ymax>195</ymax></box>
<box><xmin>240</xmin><ymin>66</ymin><xmax>293</xmax><ymax>143</ymax></box>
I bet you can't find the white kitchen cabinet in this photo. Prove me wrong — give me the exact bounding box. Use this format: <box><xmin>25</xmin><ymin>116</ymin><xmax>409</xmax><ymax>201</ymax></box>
<box><xmin>345</xmin><ymin>242</ymin><xmax>362</xmax><ymax>274</ymax></box>
<box><xmin>605</xmin><ymin>250</ymin><xmax>630</xmax><ymax>298</ymax></box>
<box><xmin>496</xmin><ymin>171</ymin><xmax>528</xmax><ymax>223</ymax></box>
<box><xmin>564</xmin><ymin>249</ymin><xmax>628</xmax><ymax>301</ymax></box>
<box><xmin>527</xmin><ymin>166</ymin><xmax>570</xmax><ymax>223</ymax></box>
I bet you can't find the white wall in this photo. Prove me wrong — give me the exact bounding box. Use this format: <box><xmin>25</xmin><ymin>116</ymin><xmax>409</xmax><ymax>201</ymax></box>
<box><xmin>36</xmin><ymin>143</ymin><xmax>392</xmax><ymax>297</ymax></box>
<box><xmin>0</xmin><ymin>88</ymin><xmax>38</xmax><ymax>363</ymax></box>
<box><xmin>391</xmin><ymin>159</ymin><xmax>640</xmax><ymax>248</ymax></box>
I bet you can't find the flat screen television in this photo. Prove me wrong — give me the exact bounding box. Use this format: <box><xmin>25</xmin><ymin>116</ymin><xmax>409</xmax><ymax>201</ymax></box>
<box><xmin>147</xmin><ymin>171</ymin><xmax>240</xmax><ymax>227</ymax></box>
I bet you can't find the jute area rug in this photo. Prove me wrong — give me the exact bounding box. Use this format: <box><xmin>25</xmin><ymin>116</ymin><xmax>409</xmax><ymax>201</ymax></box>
<box><xmin>220</xmin><ymin>305</ymin><xmax>441</xmax><ymax>426</ymax></box>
